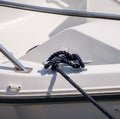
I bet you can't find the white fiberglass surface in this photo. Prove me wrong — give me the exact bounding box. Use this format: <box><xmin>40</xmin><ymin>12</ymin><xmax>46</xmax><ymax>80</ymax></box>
<box><xmin>22</xmin><ymin>21</ymin><xmax>120</xmax><ymax>65</ymax></box>
<box><xmin>0</xmin><ymin>0</ymin><xmax>120</xmax><ymax>65</ymax></box>
<box><xmin>87</xmin><ymin>0</ymin><xmax>120</xmax><ymax>14</ymax></box>
<box><xmin>0</xmin><ymin>0</ymin><xmax>86</xmax><ymax>62</ymax></box>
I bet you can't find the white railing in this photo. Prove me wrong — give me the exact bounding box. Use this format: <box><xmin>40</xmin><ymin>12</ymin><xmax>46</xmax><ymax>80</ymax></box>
<box><xmin>0</xmin><ymin>44</ymin><xmax>32</xmax><ymax>73</ymax></box>
<box><xmin>0</xmin><ymin>0</ymin><xmax>120</xmax><ymax>20</ymax></box>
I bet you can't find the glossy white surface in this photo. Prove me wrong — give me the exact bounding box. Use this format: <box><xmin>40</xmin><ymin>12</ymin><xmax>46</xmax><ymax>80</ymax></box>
<box><xmin>0</xmin><ymin>0</ymin><xmax>86</xmax><ymax>61</ymax></box>
<box><xmin>87</xmin><ymin>0</ymin><xmax>120</xmax><ymax>14</ymax></box>
<box><xmin>0</xmin><ymin>1</ymin><xmax>120</xmax><ymax>119</ymax></box>
<box><xmin>0</xmin><ymin>0</ymin><xmax>119</xmax><ymax>96</ymax></box>
<box><xmin>0</xmin><ymin>60</ymin><xmax>120</xmax><ymax>97</ymax></box>
<box><xmin>22</xmin><ymin>20</ymin><xmax>120</xmax><ymax>65</ymax></box>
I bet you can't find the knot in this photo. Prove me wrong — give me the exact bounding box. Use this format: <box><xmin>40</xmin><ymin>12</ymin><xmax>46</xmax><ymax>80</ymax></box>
<box><xmin>44</xmin><ymin>51</ymin><xmax>85</xmax><ymax>70</ymax></box>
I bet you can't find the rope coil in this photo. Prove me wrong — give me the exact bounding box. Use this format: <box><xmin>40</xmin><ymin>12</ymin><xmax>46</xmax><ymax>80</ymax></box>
<box><xmin>44</xmin><ymin>51</ymin><xmax>85</xmax><ymax>69</ymax></box>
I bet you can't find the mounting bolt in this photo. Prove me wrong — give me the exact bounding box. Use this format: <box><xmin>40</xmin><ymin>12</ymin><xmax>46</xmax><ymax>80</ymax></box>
<box><xmin>114</xmin><ymin>106</ymin><xmax>120</xmax><ymax>112</ymax></box>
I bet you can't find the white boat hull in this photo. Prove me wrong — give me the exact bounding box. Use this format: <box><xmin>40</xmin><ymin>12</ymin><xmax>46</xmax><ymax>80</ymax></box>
<box><xmin>0</xmin><ymin>0</ymin><xmax>120</xmax><ymax>119</ymax></box>
<box><xmin>0</xmin><ymin>94</ymin><xmax>120</xmax><ymax>119</ymax></box>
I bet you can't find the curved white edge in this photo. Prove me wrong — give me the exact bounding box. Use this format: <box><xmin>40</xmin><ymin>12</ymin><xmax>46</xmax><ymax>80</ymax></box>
<box><xmin>0</xmin><ymin>60</ymin><xmax>120</xmax><ymax>97</ymax></box>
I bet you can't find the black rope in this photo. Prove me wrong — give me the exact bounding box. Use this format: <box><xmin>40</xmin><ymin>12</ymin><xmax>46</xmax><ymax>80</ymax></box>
<box><xmin>44</xmin><ymin>51</ymin><xmax>116</xmax><ymax>119</ymax></box>
<box><xmin>55</xmin><ymin>66</ymin><xmax>115</xmax><ymax>119</ymax></box>
<box><xmin>45</xmin><ymin>51</ymin><xmax>85</xmax><ymax>69</ymax></box>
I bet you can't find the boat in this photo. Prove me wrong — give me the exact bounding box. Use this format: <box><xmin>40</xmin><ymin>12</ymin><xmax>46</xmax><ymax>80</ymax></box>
<box><xmin>0</xmin><ymin>0</ymin><xmax>120</xmax><ymax>119</ymax></box>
